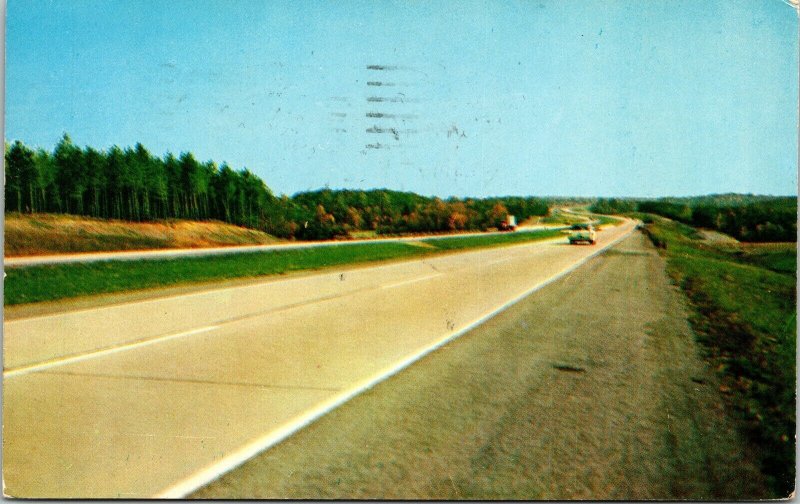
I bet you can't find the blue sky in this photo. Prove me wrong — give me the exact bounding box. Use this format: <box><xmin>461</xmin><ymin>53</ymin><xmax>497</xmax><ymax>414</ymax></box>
<box><xmin>5</xmin><ymin>0</ymin><xmax>798</xmax><ymax>198</ymax></box>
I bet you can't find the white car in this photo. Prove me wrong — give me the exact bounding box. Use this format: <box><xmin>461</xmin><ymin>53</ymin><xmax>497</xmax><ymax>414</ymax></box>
<box><xmin>568</xmin><ymin>224</ymin><xmax>597</xmax><ymax>245</ymax></box>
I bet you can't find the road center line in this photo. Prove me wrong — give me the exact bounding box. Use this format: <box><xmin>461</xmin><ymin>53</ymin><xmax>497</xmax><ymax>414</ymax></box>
<box><xmin>6</xmin><ymin>271</ymin><xmax>446</xmax><ymax>376</ymax></box>
<box><xmin>8</xmin><ymin>273</ymin><xmax>446</xmax><ymax>374</ymax></box>
<box><xmin>380</xmin><ymin>273</ymin><xmax>443</xmax><ymax>290</ymax></box>
<box><xmin>4</xmin><ymin>325</ymin><xmax>220</xmax><ymax>379</ymax></box>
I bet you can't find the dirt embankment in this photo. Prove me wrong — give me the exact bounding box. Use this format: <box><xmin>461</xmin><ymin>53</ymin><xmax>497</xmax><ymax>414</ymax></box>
<box><xmin>4</xmin><ymin>213</ymin><xmax>281</xmax><ymax>256</ymax></box>
<box><xmin>193</xmin><ymin>231</ymin><xmax>765</xmax><ymax>500</ymax></box>
<box><xmin>696</xmin><ymin>228</ymin><xmax>739</xmax><ymax>244</ymax></box>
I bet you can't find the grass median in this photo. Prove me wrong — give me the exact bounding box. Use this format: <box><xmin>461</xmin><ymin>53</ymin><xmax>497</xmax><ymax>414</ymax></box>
<box><xmin>593</xmin><ymin>214</ymin><xmax>623</xmax><ymax>226</ymax></box>
<box><xmin>636</xmin><ymin>213</ymin><xmax>796</xmax><ymax>496</ymax></box>
<box><xmin>420</xmin><ymin>229</ymin><xmax>562</xmax><ymax>250</ymax></box>
<box><xmin>5</xmin><ymin>229</ymin><xmax>563</xmax><ymax>306</ymax></box>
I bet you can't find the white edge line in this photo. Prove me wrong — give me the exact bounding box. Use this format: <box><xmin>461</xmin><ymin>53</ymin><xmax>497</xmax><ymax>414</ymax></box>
<box><xmin>3</xmin><ymin>325</ymin><xmax>220</xmax><ymax>379</ymax></box>
<box><xmin>154</xmin><ymin>222</ymin><xmax>636</xmax><ymax>499</ymax></box>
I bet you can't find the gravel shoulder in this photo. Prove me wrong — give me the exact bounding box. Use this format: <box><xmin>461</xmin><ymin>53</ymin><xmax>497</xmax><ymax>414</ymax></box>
<box><xmin>191</xmin><ymin>231</ymin><xmax>765</xmax><ymax>499</ymax></box>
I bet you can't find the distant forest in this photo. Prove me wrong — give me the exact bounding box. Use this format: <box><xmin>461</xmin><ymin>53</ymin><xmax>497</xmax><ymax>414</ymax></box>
<box><xmin>4</xmin><ymin>135</ymin><xmax>550</xmax><ymax>239</ymax></box>
<box><xmin>591</xmin><ymin>195</ymin><xmax>797</xmax><ymax>242</ymax></box>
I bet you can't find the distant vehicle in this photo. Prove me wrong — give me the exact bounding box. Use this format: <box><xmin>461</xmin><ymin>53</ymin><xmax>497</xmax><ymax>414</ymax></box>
<box><xmin>568</xmin><ymin>223</ymin><xmax>596</xmax><ymax>245</ymax></box>
<box><xmin>499</xmin><ymin>215</ymin><xmax>517</xmax><ymax>231</ymax></box>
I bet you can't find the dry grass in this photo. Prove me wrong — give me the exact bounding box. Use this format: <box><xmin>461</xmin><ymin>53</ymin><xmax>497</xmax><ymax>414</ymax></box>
<box><xmin>4</xmin><ymin>213</ymin><xmax>281</xmax><ymax>256</ymax></box>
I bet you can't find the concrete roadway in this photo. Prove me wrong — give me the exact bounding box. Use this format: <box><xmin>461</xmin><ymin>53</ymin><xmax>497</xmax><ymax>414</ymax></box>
<box><xmin>3</xmin><ymin>219</ymin><xmax>636</xmax><ymax>498</ymax></box>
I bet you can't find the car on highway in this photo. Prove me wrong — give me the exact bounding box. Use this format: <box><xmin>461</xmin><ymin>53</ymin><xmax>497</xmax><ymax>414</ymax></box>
<box><xmin>568</xmin><ymin>223</ymin><xmax>597</xmax><ymax>245</ymax></box>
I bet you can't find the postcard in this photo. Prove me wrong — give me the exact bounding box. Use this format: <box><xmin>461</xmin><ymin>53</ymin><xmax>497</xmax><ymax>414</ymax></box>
<box><xmin>3</xmin><ymin>0</ymin><xmax>797</xmax><ymax>499</ymax></box>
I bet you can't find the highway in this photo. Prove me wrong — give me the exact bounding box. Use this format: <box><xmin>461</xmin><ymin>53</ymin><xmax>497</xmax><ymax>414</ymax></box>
<box><xmin>3</xmin><ymin>219</ymin><xmax>636</xmax><ymax>498</ymax></box>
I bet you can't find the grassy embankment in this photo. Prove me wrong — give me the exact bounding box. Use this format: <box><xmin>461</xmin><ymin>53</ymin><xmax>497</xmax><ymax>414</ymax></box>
<box><xmin>536</xmin><ymin>207</ymin><xmax>589</xmax><ymax>226</ymax></box>
<box><xmin>529</xmin><ymin>207</ymin><xmax>622</xmax><ymax>227</ymax></box>
<box><xmin>565</xmin><ymin>207</ymin><xmax>624</xmax><ymax>227</ymax></box>
<box><xmin>4</xmin><ymin>213</ymin><xmax>280</xmax><ymax>256</ymax></box>
<box><xmin>636</xmin><ymin>213</ymin><xmax>795</xmax><ymax>496</ymax></box>
<box><xmin>5</xmin><ymin>229</ymin><xmax>562</xmax><ymax>306</ymax></box>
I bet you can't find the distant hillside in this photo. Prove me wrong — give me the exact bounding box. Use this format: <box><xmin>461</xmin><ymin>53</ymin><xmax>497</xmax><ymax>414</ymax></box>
<box><xmin>4</xmin><ymin>213</ymin><xmax>281</xmax><ymax>257</ymax></box>
<box><xmin>591</xmin><ymin>194</ymin><xmax>797</xmax><ymax>243</ymax></box>
<box><xmin>658</xmin><ymin>193</ymin><xmax>795</xmax><ymax>207</ymax></box>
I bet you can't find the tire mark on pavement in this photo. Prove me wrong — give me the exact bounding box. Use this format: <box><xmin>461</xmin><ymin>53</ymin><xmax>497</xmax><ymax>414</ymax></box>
<box><xmin>35</xmin><ymin>370</ymin><xmax>342</xmax><ymax>392</ymax></box>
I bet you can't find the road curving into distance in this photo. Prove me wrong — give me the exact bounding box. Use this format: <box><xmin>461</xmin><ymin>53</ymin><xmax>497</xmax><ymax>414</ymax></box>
<box><xmin>3</xmin><ymin>219</ymin><xmax>636</xmax><ymax>498</ymax></box>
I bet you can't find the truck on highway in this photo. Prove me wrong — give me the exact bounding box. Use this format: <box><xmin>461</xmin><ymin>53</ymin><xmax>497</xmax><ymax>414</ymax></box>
<box><xmin>568</xmin><ymin>223</ymin><xmax>597</xmax><ymax>245</ymax></box>
<box><xmin>499</xmin><ymin>215</ymin><xmax>517</xmax><ymax>231</ymax></box>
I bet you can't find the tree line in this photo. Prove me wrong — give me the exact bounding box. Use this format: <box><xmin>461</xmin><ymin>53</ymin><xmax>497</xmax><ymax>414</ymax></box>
<box><xmin>5</xmin><ymin>135</ymin><xmax>550</xmax><ymax>240</ymax></box>
<box><xmin>292</xmin><ymin>189</ymin><xmax>550</xmax><ymax>239</ymax></box>
<box><xmin>591</xmin><ymin>195</ymin><xmax>797</xmax><ymax>242</ymax></box>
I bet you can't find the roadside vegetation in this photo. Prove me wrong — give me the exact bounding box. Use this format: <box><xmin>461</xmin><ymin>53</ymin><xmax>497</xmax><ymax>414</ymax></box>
<box><xmin>4</xmin><ymin>213</ymin><xmax>281</xmax><ymax>256</ymax></box>
<box><xmin>592</xmin><ymin>194</ymin><xmax>796</xmax><ymax>242</ymax></box>
<box><xmin>4</xmin><ymin>228</ymin><xmax>561</xmax><ymax>306</ymax></box>
<box><xmin>636</xmin><ymin>213</ymin><xmax>796</xmax><ymax>496</ymax></box>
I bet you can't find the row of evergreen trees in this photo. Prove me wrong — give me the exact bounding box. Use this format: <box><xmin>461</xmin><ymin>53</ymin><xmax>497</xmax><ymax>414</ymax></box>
<box><xmin>5</xmin><ymin>134</ymin><xmax>283</xmax><ymax>231</ymax></box>
<box><xmin>5</xmin><ymin>135</ymin><xmax>551</xmax><ymax>240</ymax></box>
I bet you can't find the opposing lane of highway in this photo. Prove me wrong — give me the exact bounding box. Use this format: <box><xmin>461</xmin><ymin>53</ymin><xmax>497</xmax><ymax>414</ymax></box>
<box><xmin>3</xmin><ymin>224</ymin><xmax>567</xmax><ymax>268</ymax></box>
<box><xmin>3</xmin><ymin>220</ymin><xmax>636</xmax><ymax>498</ymax></box>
